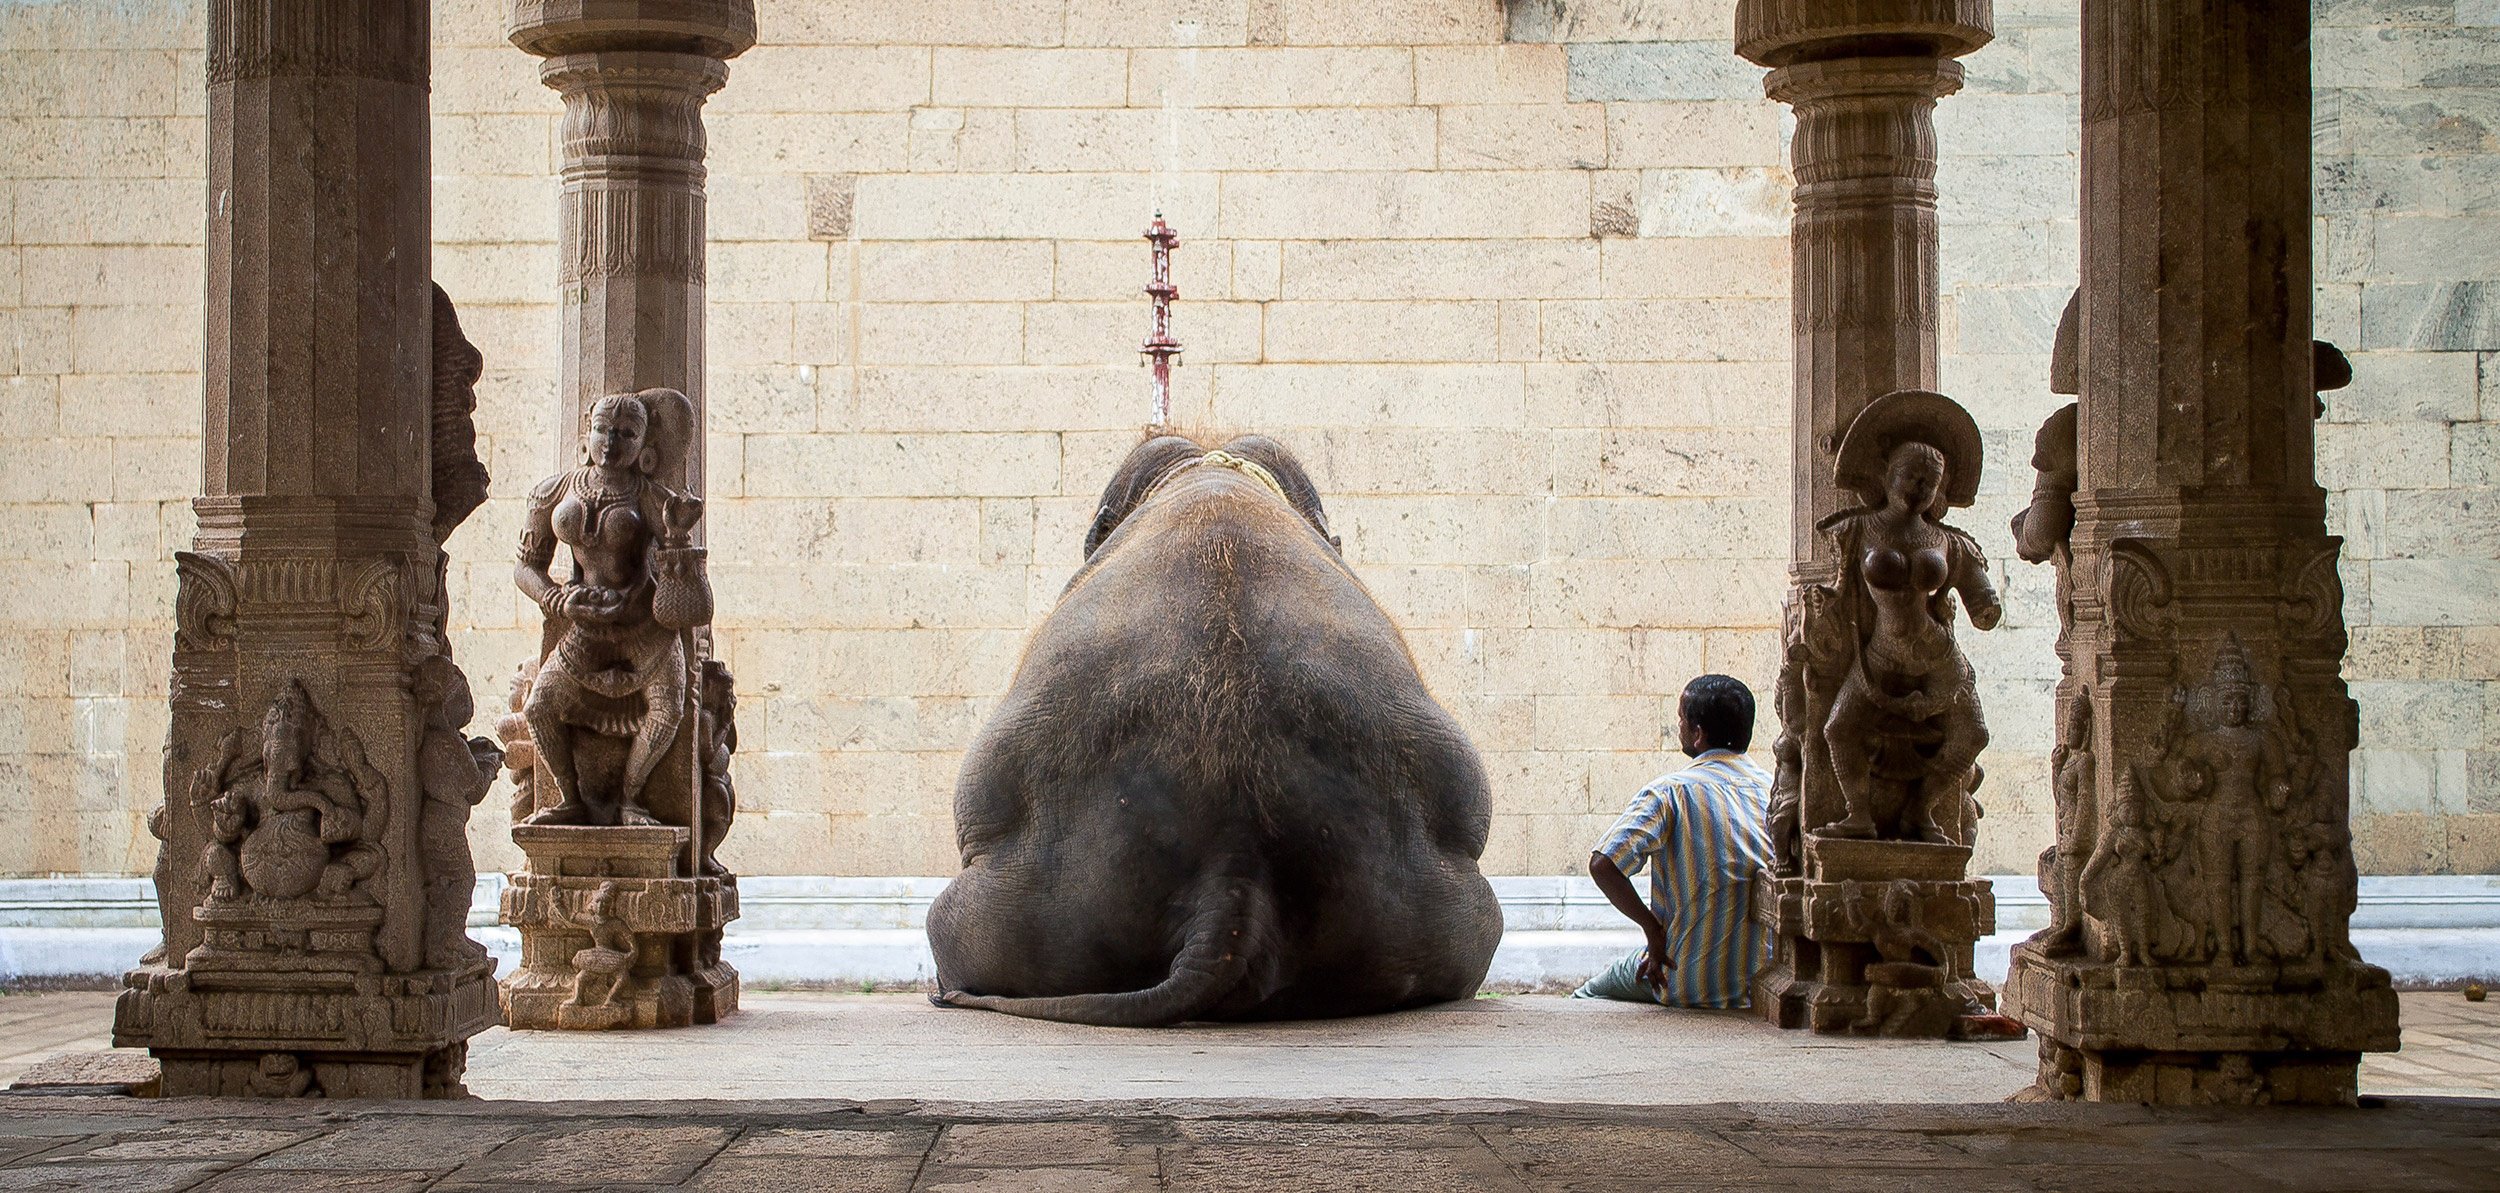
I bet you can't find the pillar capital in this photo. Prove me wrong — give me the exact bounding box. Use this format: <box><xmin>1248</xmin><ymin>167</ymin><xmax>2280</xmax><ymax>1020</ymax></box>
<box><xmin>1734</xmin><ymin>0</ymin><xmax>1992</xmax><ymax>68</ymax></box>
<box><xmin>508</xmin><ymin>0</ymin><xmax>755</xmax><ymax>61</ymax></box>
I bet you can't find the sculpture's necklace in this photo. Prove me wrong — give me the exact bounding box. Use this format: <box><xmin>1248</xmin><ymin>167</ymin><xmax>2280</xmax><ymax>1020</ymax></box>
<box><xmin>577</xmin><ymin>470</ymin><xmax>636</xmax><ymax>508</ymax></box>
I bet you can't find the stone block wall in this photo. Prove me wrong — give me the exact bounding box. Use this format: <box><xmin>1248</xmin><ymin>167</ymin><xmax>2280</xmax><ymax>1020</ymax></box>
<box><xmin>1</xmin><ymin>0</ymin><xmax>2492</xmax><ymax>880</ymax></box>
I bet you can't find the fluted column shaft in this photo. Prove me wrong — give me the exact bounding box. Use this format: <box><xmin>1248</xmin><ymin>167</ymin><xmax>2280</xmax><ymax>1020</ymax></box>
<box><xmin>544</xmin><ymin>51</ymin><xmax>723</xmax><ymax>493</ymax></box>
<box><xmin>1771</xmin><ymin>57</ymin><xmax>1959</xmax><ymax>571</ymax></box>
<box><xmin>511</xmin><ymin>1</ymin><xmax>754</xmax><ymax>496</ymax></box>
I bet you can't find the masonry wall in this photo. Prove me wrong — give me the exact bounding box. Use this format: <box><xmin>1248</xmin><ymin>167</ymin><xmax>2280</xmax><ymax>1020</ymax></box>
<box><xmin>1</xmin><ymin>0</ymin><xmax>2493</xmax><ymax>881</ymax></box>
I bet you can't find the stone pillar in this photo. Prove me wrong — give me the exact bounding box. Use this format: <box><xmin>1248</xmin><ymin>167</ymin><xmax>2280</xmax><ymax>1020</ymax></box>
<box><xmin>2000</xmin><ymin>0</ymin><xmax>2400</xmax><ymax>1105</ymax></box>
<box><xmin>1736</xmin><ymin>1</ymin><xmax>1993</xmax><ymax>576</ymax></box>
<box><xmin>116</xmin><ymin>0</ymin><xmax>503</xmax><ymax>1098</ymax></box>
<box><xmin>495</xmin><ymin>1</ymin><xmax>754</xmax><ymax>1032</ymax></box>
<box><xmin>510</xmin><ymin>0</ymin><xmax>755</xmax><ymax>497</ymax></box>
<box><xmin>1735</xmin><ymin>1</ymin><xmax>2011</xmax><ymax>1037</ymax></box>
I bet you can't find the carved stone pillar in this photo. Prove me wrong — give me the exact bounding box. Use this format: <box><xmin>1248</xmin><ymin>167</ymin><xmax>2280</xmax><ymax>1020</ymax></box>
<box><xmin>117</xmin><ymin>0</ymin><xmax>503</xmax><ymax>1098</ymax></box>
<box><xmin>496</xmin><ymin>1</ymin><xmax>753</xmax><ymax>1031</ymax></box>
<box><xmin>510</xmin><ymin>0</ymin><xmax>755</xmax><ymax>495</ymax></box>
<box><xmin>1734</xmin><ymin>2</ymin><xmax>2007</xmax><ymax>1037</ymax></box>
<box><xmin>2000</xmin><ymin>0</ymin><xmax>2400</xmax><ymax>1105</ymax></box>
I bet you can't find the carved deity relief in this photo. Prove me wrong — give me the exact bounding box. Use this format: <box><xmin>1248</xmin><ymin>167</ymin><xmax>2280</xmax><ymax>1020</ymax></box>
<box><xmin>500</xmin><ymin>661</ymin><xmax>541</xmax><ymax>824</ymax></box>
<box><xmin>2081</xmin><ymin>634</ymin><xmax>2344</xmax><ymax>970</ymax></box>
<box><xmin>1769</xmin><ymin>391</ymin><xmax>2001</xmax><ymax>859</ymax></box>
<box><xmin>247</xmin><ymin>1053</ymin><xmax>320</xmax><ymax>1099</ymax></box>
<box><xmin>1840</xmin><ymin>878</ymin><xmax>1979</xmax><ymax>1036</ymax></box>
<box><xmin>192</xmin><ymin>682</ymin><xmax>387</xmax><ymax>908</ymax></box>
<box><xmin>514</xmin><ymin>388</ymin><xmax>720</xmax><ymax>829</ymax></box>
<box><xmin>414</xmin><ymin>656</ymin><xmax>503</xmax><ymax>971</ymax></box>
<box><xmin>565</xmin><ymin>881</ymin><xmax>637</xmax><ymax>1011</ymax></box>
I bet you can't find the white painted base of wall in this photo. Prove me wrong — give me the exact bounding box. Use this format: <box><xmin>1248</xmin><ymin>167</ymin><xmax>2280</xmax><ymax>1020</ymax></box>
<box><xmin>7</xmin><ymin>875</ymin><xmax>2495</xmax><ymax>990</ymax></box>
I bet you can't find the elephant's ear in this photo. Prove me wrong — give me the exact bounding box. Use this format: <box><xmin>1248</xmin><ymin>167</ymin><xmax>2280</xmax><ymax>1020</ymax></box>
<box><xmin>1217</xmin><ymin>434</ymin><xmax>1335</xmax><ymax>548</ymax></box>
<box><xmin>1083</xmin><ymin>504</ymin><xmax>1120</xmax><ymax>560</ymax></box>
<box><xmin>1084</xmin><ymin>435</ymin><xmax>1207</xmax><ymax>560</ymax></box>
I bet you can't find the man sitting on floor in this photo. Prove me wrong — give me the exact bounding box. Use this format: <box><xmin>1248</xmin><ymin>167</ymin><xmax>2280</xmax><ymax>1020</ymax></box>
<box><xmin>1574</xmin><ymin>674</ymin><xmax>1773</xmax><ymax>1009</ymax></box>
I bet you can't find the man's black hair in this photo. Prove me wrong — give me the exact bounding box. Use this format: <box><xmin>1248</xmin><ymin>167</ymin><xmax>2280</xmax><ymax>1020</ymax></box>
<box><xmin>1680</xmin><ymin>674</ymin><xmax>1755</xmax><ymax>752</ymax></box>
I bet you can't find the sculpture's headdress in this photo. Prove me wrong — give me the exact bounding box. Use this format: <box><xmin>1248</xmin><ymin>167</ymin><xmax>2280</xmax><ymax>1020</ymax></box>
<box><xmin>1834</xmin><ymin>389</ymin><xmax>1982</xmax><ymax>511</ymax></box>
<box><xmin>2209</xmin><ymin>633</ymin><xmax>2256</xmax><ymax>695</ymax></box>
<box><xmin>584</xmin><ymin>388</ymin><xmax>695</xmax><ymax>488</ymax></box>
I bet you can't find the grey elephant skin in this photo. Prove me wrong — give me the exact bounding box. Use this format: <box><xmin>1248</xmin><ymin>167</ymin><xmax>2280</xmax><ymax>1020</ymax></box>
<box><xmin>927</xmin><ymin>435</ymin><xmax>1504</xmax><ymax>1026</ymax></box>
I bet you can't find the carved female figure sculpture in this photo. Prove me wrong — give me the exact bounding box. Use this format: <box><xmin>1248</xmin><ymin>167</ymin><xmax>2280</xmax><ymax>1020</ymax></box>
<box><xmin>515</xmin><ymin>389</ymin><xmax>713</xmax><ymax>828</ymax></box>
<box><xmin>1813</xmin><ymin>392</ymin><xmax>2002</xmax><ymax>843</ymax></box>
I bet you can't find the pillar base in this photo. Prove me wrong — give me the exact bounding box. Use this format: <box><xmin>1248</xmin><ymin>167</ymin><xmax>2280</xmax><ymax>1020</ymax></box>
<box><xmin>2003</xmin><ymin>944</ymin><xmax>2400</xmax><ymax>1105</ymax></box>
<box><xmin>113</xmin><ymin>961</ymin><xmax>498</xmax><ymax>1098</ymax></box>
<box><xmin>1755</xmin><ymin>837</ymin><xmax>1997</xmax><ymax>1038</ymax></box>
<box><xmin>498</xmin><ymin>825</ymin><xmax>740</xmax><ymax>1031</ymax></box>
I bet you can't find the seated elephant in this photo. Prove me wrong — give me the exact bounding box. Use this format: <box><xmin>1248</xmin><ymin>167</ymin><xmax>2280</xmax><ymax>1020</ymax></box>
<box><xmin>927</xmin><ymin>434</ymin><xmax>1503</xmax><ymax>1026</ymax></box>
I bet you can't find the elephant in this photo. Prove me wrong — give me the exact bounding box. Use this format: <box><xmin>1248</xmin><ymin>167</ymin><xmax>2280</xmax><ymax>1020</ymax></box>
<box><xmin>926</xmin><ymin>434</ymin><xmax>1503</xmax><ymax>1026</ymax></box>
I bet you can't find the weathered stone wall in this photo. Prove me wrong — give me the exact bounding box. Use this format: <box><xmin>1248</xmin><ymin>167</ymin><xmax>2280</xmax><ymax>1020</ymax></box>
<box><xmin>2</xmin><ymin>0</ymin><xmax>2492</xmax><ymax>880</ymax></box>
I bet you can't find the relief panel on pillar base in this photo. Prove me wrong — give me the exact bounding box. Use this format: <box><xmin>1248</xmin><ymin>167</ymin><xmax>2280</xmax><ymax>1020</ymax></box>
<box><xmin>499</xmin><ymin>826</ymin><xmax>739</xmax><ymax>1030</ymax></box>
<box><xmin>121</xmin><ymin>668</ymin><xmax>502</xmax><ymax>1099</ymax></box>
<box><xmin>500</xmin><ymin>387</ymin><xmax>741</xmax><ymax>1028</ymax></box>
<box><xmin>1757</xmin><ymin>392</ymin><xmax>2003</xmax><ymax>1038</ymax></box>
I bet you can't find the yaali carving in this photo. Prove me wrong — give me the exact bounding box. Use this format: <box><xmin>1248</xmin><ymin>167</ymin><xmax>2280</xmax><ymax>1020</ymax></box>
<box><xmin>174</xmin><ymin>551</ymin><xmax>239</xmax><ymax>653</ymax></box>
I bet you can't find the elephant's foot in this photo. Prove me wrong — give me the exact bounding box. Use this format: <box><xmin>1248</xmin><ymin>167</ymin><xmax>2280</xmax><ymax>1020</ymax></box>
<box><xmin>617</xmin><ymin>804</ymin><xmax>662</xmax><ymax>828</ymax></box>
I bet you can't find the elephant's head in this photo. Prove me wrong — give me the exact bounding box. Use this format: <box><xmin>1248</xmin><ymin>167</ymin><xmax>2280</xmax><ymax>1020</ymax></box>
<box><xmin>1083</xmin><ymin>433</ymin><xmax>1339</xmax><ymax>559</ymax></box>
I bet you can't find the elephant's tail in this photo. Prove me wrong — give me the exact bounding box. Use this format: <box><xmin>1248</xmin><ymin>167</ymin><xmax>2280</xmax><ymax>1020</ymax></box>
<box><xmin>935</xmin><ymin>873</ymin><xmax>1272</xmax><ymax>1028</ymax></box>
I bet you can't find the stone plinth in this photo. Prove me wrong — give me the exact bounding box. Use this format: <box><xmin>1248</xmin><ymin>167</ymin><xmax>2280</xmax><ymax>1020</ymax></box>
<box><xmin>1754</xmin><ymin>838</ymin><xmax>1996</xmax><ymax>1037</ymax></box>
<box><xmin>117</xmin><ymin>964</ymin><xmax>499</xmax><ymax>1098</ymax></box>
<box><xmin>499</xmin><ymin>825</ymin><xmax>739</xmax><ymax>1031</ymax></box>
<box><xmin>2005</xmin><ymin>944</ymin><xmax>2399</xmax><ymax>1104</ymax></box>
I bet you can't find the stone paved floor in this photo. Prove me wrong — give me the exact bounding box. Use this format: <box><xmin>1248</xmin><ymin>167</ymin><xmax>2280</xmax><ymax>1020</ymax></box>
<box><xmin>0</xmin><ymin>1093</ymin><xmax>2493</xmax><ymax>1191</ymax></box>
<box><xmin>7</xmin><ymin>990</ymin><xmax>2497</xmax><ymax>1102</ymax></box>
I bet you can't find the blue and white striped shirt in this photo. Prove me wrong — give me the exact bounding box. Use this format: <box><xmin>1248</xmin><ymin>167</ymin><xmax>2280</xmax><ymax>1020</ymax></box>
<box><xmin>1593</xmin><ymin>750</ymin><xmax>1775</xmax><ymax>1008</ymax></box>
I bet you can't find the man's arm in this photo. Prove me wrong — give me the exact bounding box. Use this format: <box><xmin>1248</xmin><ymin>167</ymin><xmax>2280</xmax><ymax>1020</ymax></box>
<box><xmin>1590</xmin><ymin>851</ymin><xmax>1673</xmax><ymax>991</ymax></box>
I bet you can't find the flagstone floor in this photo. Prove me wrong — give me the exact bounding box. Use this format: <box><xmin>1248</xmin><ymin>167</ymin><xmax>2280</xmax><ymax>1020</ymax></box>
<box><xmin>0</xmin><ymin>1092</ymin><xmax>2494</xmax><ymax>1191</ymax></box>
<box><xmin>0</xmin><ymin>990</ymin><xmax>2494</xmax><ymax>1191</ymax></box>
<box><xmin>3</xmin><ymin>990</ymin><xmax>2494</xmax><ymax>1102</ymax></box>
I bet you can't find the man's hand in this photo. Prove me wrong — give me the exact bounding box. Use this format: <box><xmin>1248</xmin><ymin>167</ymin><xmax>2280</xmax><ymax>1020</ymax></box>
<box><xmin>1637</xmin><ymin>944</ymin><xmax>1675</xmax><ymax>994</ymax></box>
<box><xmin>1590</xmin><ymin>851</ymin><xmax>1673</xmax><ymax>996</ymax></box>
